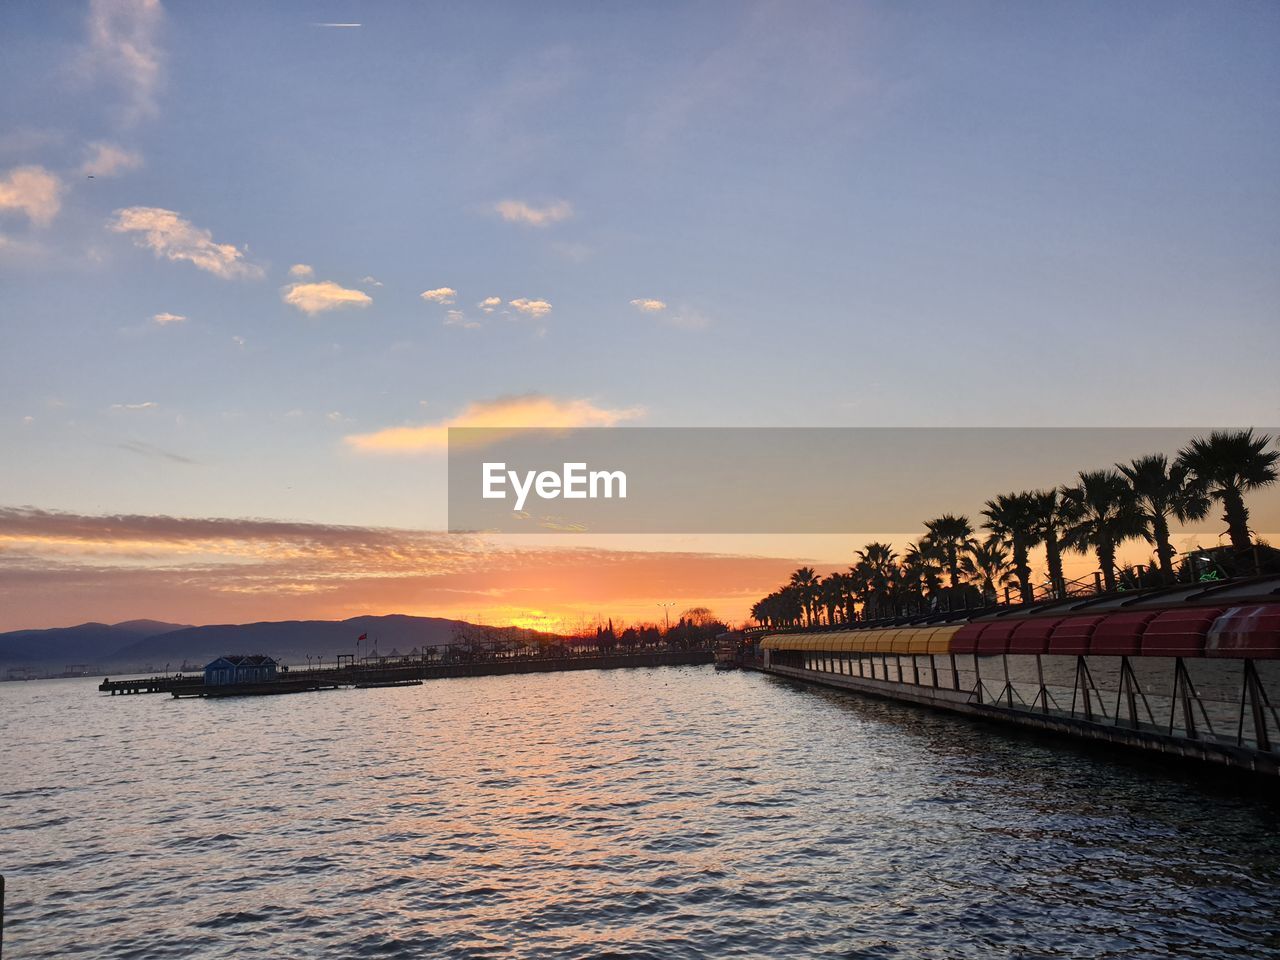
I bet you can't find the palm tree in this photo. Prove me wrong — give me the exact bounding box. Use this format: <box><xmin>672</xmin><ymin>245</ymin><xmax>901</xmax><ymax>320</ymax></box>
<box><xmin>901</xmin><ymin>538</ymin><xmax>944</xmax><ymax>611</ymax></box>
<box><xmin>1176</xmin><ymin>429</ymin><xmax>1279</xmax><ymax>564</ymax></box>
<box><xmin>1117</xmin><ymin>454</ymin><xmax>1210</xmax><ymax>584</ymax></box>
<box><xmin>819</xmin><ymin>573</ymin><xmax>847</xmax><ymax>625</ymax></box>
<box><xmin>959</xmin><ymin>540</ymin><xmax>1015</xmax><ymax>603</ymax></box>
<box><xmin>789</xmin><ymin>566</ymin><xmax>820</xmax><ymax>627</ymax></box>
<box><xmin>853</xmin><ymin>542</ymin><xmax>900</xmax><ymax>620</ymax></box>
<box><xmin>1031</xmin><ymin>488</ymin><xmax>1068</xmax><ymax>598</ymax></box>
<box><xmin>923</xmin><ymin>514</ymin><xmax>974</xmax><ymax>589</ymax></box>
<box><xmin>1061</xmin><ymin>469</ymin><xmax>1144</xmax><ymax>592</ymax></box>
<box><xmin>982</xmin><ymin>492</ymin><xmax>1040</xmax><ymax>604</ymax></box>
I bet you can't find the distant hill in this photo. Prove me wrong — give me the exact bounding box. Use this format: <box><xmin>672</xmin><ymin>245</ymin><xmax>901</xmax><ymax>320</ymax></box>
<box><xmin>1</xmin><ymin>614</ymin><xmax>537</xmax><ymax>674</ymax></box>
<box><xmin>0</xmin><ymin>620</ymin><xmax>190</xmax><ymax>668</ymax></box>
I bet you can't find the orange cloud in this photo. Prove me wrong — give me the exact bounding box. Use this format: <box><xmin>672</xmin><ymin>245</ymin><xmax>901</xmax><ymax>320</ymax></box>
<box><xmin>81</xmin><ymin>142</ymin><xmax>143</xmax><ymax>178</ymax></box>
<box><xmin>509</xmin><ymin>297</ymin><xmax>552</xmax><ymax>319</ymax></box>
<box><xmin>0</xmin><ymin>506</ymin><xmax>797</xmax><ymax>631</ymax></box>
<box><xmin>493</xmin><ymin>199</ymin><xmax>572</xmax><ymax>227</ymax></box>
<box><xmin>420</xmin><ymin>286</ymin><xmax>456</xmax><ymax>304</ymax></box>
<box><xmin>282</xmin><ymin>280</ymin><xmax>372</xmax><ymax>314</ymax></box>
<box><xmin>0</xmin><ymin>166</ymin><xmax>63</xmax><ymax>226</ymax></box>
<box><xmin>110</xmin><ymin>206</ymin><xmax>263</xmax><ymax>279</ymax></box>
<box><xmin>343</xmin><ymin>393</ymin><xmax>645</xmax><ymax>454</ymax></box>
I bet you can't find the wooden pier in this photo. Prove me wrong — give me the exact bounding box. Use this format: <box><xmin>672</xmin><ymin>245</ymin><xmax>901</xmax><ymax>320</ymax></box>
<box><xmin>98</xmin><ymin>648</ymin><xmax>713</xmax><ymax>698</ymax></box>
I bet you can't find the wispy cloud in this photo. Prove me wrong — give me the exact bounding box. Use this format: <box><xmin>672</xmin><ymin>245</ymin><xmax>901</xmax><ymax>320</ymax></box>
<box><xmin>82</xmin><ymin>0</ymin><xmax>166</xmax><ymax>124</ymax></box>
<box><xmin>152</xmin><ymin>311</ymin><xmax>185</xmax><ymax>325</ymax></box>
<box><xmin>116</xmin><ymin>439</ymin><xmax>195</xmax><ymax>463</ymax></box>
<box><xmin>109</xmin><ymin>206</ymin><xmax>263</xmax><ymax>279</ymax></box>
<box><xmin>420</xmin><ymin>286</ymin><xmax>456</xmax><ymax>305</ymax></box>
<box><xmin>478</xmin><ymin>296</ymin><xmax>502</xmax><ymax>313</ymax></box>
<box><xmin>494</xmin><ymin>199</ymin><xmax>573</xmax><ymax>227</ymax></box>
<box><xmin>288</xmin><ymin>263</ymin><xmax>314</xmax><ymax>278</ymax></box>
<box><xmin>282</xmin><ymin>280</ymin><xmax>372</xmax><ymax>315</ymax></box>
<box><xmin>551</xmin><ymin>241</ymin><xmax>592</xmax><ymax>263</ymax></box>
<box><xmin>110</xmin><ymin>401</ymin><xmax>158</xmax><ymax>411</ymax></box>
<box><xmin>312</xmin><ymin>22</ymin><xmax>361</xmax><ymax>28</ymax></box>
<box><xmin>360</xmin><ymin>275</ymin><xmax>383</xmax><ymax>287</ymax></box>
<box><xmin>444</xmin><ymin>309</ymin><xmax>481</xmax><ymax>330</ymax></box>
<box><xmin>0</xmin><ymin>166</ymin><xmax>64</xmax><ymax>226</ymax></box>
<box><xmin>0</xmin><ymin>506</ymin><xmax>805</xmax><ymax>630</ymax></box>
<box><xmin>629</xmin><ymin>298</ymin><xmax>667</xmax><ymax>313</ymax></box>
<box><xmin>345</xmin><ymin>393</ymin><xmax>644</xmax><ymax>454</ymax></box>
<box><xmin>509</xmin><ymin>297</ymin><xmax>552</xmax><ymax>319</ymax></box>
<box><xmin>80</xmin><ymin>141</ymin><xmax>143</xmax><ymax>178</ymax></box>
<box><xmin>666</xmin><ymin>308</ymin><xmax>712</xmax><ymax>330</ymax></box>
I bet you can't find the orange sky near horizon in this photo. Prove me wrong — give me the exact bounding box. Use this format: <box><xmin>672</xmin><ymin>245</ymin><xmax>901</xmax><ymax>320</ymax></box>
<box><xmin>0</xmin><ymin>506</ymin><xmax>1267</xmax><ymax>633</ymax></box>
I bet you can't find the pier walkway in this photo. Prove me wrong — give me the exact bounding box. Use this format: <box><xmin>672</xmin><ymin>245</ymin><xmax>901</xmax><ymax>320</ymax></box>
<box><xmin>99</xmin><ymin>648</ymin><xmax>712</xmax><ymax>697</ymax></box>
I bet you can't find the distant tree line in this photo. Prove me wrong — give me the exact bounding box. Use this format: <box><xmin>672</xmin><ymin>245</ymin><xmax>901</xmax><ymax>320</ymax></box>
<box><xmin>447</xmin><ymin>607</ymin><xmax>729</xmax><ymax>660</ymax></box>
<box><xmin>751</xmin><ymin>429</ymin><xmax>1279</xmax><ymax>628</ymax></box>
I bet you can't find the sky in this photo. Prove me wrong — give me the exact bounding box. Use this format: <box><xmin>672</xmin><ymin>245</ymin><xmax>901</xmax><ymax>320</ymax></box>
<box><xmin>1</xmin><ymin>1</ymin><xmax>1278</xmax><ymax>631</ymax></box>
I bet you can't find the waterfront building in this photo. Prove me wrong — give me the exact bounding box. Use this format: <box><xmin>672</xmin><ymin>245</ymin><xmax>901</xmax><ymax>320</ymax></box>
<box><xmin>203</xmin><ymin>654</ymin><xmax>279</xmax><ymax>686</ymax></box>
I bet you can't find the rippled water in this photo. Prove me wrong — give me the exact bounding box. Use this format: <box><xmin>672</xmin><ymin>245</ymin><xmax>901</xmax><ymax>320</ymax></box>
<box><xmin>3</xmin><ymin>667</ymin><xmax>1279</xmax><ymax>958</ymax></box>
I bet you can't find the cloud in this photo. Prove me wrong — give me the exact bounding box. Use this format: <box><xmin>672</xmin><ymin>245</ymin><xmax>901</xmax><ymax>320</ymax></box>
<box><xmin>152</xmin><ymin>312</ymin><xmax>185</xmax><ymax>325</ymax></box>
<box><xmin>82</xmin><ymin>0</ymin><xmax>165</xmax><ymax>124</ymax></box>
<box><xmin>282</xmin><ymin>280</ymin><xmax>372</xmax><ymax>315</ymax></box>
<box><xmin>288</xmin><ymin>263</ymin><xmax>314</xmax><ymax>278</ymax></box>
<box><xmin>444</xmin><ymin>310</ymin><xmax>481</xmax><ymax>330</ymax></box>
<box><xmin>629</xmin><ymin>298</ymin><xmax>667</xmax><ymax>313</ymax></box>
<box><xmin>81</xmin><ymin>141</ymin><xmax>143</xmax><ymax>177</ymax></box>
<box><xmin>361</xmin><ymin>275</ymin><xmax>383</xmax><ymax>287</ymax></box>
<box><xmin>116</xmin><ymin>439</ymin><xmax>195</xmax><ymax>463</ymax></box>
<box><xmin>111</xmin><ymin>401</ymin><xmax>158</xmax><ymax>411</ymax></box>
<box><xmin>0</xmin><ymin>166</ymin><xmax>64</xmax><ymax>226</ymax></box>
<box><xmin>666</xmin><ymin>308</ymin><xmax>711</xmax><ymax>330</ymax></box>
<box><xmin>509</xmin><ymin>298</ymin><xmax>552</xmax><ymax>319</ymax></box>
<box><xmin>0</xmin><ymin>506</ymin><xmax>807</xmax><ymax>631</ymax></box>
<box><xmin>478</xmin><ymin>296</ymin><xmax>502</xmax><ymax>313</ymax></box>
<box><xmin>109</xmin><ymin>206</ymin><xmax>263</xmax><ymax>279</ymax></box>
<box><xmin>551</xmin><ymin>241</ymin><xmax>592</xmax><ymax>263</ymax></box>
<box><xmin>0</xmin><ymin>506</ymin><xmax>808</xmax><ymax>634</ymax></box>
<box><xmin>313</xmin><ymin>22</ymin><xmax>361</xmax><ymax>27</ymax></box>
<box><xmin>420</xmin><ymin>286</ymin><xmax>457</xmax><ymax>305</ymax></box>
<box><xmin>231</xmin><ymin>335</ymin><xmax>246</xmax><ymax>348</ymax></box>
<box><xmin>344</xmin><ymin>393</ymin><xmax>644</xmax><ymax>454</ymax></box>
<box><xmin>493</xmin><ymin>199</ymin><xmax>572</xmax><ymax>227</ymax></box>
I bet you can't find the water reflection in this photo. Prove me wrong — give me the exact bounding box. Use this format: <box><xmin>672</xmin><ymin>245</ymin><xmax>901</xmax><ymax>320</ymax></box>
<box><xmin>2</xmin><ymin>668</ymin><xmax>1278</xmax><ymax>959</ymax></box>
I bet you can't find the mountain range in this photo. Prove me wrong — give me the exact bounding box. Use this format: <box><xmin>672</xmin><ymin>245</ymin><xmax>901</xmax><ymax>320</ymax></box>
<box><xmin>0</xmin><ymin>615</ymin><xmax>536</xmax><ymax>675</ymax></box>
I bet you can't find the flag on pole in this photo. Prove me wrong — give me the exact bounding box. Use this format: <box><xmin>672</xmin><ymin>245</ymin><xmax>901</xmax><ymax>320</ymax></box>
<box><xmin>358</xmin><ymin>632</ymin><xmax>367</xmax><ymax>641</ymax></box>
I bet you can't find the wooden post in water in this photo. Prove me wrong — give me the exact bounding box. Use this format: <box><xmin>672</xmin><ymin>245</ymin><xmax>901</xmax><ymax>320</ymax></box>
<box><xmin>2</xmin><ymin>872</ymin><xmax>6</xmax><ymax>959</ymax></box>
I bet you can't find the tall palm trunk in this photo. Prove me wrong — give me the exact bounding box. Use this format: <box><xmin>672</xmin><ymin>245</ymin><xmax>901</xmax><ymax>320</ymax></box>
<box><xmin>1151</xmin><ymin>512</ymin><xmax>1176</xmax><ymax>584</ymax></box>
<box><xmin>1012</xmin><ymin>541</ymin><xmax>1032</xmax><ymax>604</ymax></box>
<box><xmin>1044</xmin><ymin>530</ymin><xmax>1065</xmax><ymax>596</ymax></box>
<box><xmin>1222</xmin><ymin>487</ymin><xmax>1251</xmax><ymax>555</ymax></box>
<box><xmin>1098</xmin><ymin>541</ymin><xmax>1117</xmax><ymax>591</ymax></box>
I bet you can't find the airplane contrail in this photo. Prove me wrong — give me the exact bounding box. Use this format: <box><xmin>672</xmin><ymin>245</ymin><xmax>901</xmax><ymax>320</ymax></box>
<box><xmin>313</xmin><ymin>22</ymin><xmax>362</xmax><ymax>28</ymax></box>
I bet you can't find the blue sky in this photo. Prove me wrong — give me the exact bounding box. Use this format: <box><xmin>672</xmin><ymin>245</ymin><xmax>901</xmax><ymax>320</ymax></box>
<box><xmin>0</xmin><ymin>1</ymin><xmax>1278</xmax><ymax>627</ymax></box>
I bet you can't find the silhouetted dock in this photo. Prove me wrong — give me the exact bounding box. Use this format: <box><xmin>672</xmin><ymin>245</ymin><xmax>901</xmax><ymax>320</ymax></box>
<box><xmin>98</xmin><ymin>648</ymin><xmax>713</xmax><ymax>698</ymax></box>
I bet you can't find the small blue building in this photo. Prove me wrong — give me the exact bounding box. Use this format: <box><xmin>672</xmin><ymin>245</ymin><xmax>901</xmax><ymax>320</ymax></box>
<box><xmin>204</xmin><ymin>654</ymin><xmax>279</xmax><ymax>686</ymax></box>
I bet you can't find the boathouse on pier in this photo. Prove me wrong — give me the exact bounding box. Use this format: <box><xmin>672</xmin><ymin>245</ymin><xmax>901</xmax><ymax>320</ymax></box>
<box><xmin>204</xmin><ymin>654</ymin><xmax>279</xmax><ymax>686</ymax></box>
